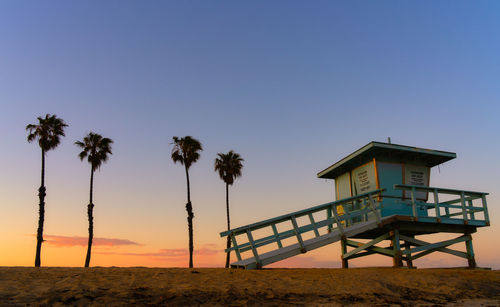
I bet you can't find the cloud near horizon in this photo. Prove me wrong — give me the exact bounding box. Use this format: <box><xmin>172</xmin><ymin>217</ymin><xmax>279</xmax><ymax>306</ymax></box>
<box><xmin>95</xmin><ymin>244</ymin><xmax>221</xmax><ymax>259</ymax></box>
<box><xmin>43</xmin><ymin>234</ymin><xmax>142</xmax><ymax>247</ymax></box>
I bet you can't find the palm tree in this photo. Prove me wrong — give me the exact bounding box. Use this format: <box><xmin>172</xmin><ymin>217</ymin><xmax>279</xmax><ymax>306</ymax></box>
<box><xmin>171</xmin><ymin>136</ymin><xmax>202</xmax><ymax>268</ymax></box>
<box><xmin>26</xmin><ymin>114</ymin><xmax>68</xmax><ymax>267</ymax></box>
<box><xmin>214</xmin><ymin>150</ymin><xmax>244</xmax><ymax>268</ymax></box>
<box><xmin>75</xmin><ymin>132</ymin><xmax>113</xmax><ymax>267</ymax></box>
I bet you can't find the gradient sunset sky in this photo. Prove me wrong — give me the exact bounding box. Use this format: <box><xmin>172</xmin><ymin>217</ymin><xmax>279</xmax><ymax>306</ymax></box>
<box><xmin>1</xmin><ymin>1</ymin><xmax>499</xmax><ymax>269</ymax></box>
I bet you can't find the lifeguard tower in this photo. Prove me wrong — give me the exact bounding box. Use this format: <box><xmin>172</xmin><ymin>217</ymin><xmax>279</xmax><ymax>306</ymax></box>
<box><xmin>220</xmin><ymin>142</ymin><xmax>490</xmax><ymax>269</ymax></box>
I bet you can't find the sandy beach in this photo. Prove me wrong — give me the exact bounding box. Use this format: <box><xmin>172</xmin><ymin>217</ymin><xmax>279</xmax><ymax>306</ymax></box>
<box><xmin>0</xmin><ymin>267</ymin><xmax>499</xmax><ymax>306</ymax></box>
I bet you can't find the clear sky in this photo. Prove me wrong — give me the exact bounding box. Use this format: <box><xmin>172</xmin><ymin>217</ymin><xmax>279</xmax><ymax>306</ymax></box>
<box><xmin>1</xmin><ymin>1</ymin><xmax>499</xmax><ymax>268</ymax></box>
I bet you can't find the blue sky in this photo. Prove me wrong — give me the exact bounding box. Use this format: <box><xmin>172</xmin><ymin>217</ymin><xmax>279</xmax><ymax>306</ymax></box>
<box><xmin>0</xmin><ymin>1</ymin><xmax>499</xmax><ymax>268</ymax></box>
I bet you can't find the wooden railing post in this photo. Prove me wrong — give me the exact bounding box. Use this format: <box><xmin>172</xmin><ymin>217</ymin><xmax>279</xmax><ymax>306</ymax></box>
<box><xmin>308</xmin><ymin>213</ymin><xmax>320</xmax><ymax>237</ymax></box>
<box><xmin>460</xmin><ymin>191</ymin><xmax>468</xmax><ymax>223</ymax></box>
<box><xmin>230</xmin><ymin>233</ymin><xmax>242</xmax><ymax>261</ymax></box>
<box><xmin>444</xmin><ymin>194</ymin><xmax>450</xmax><ymax>217</ymax></box>
<box><xmin>433</xmin><ymin>189</ymin><xmax>441</xmax><ymax>222</ymax></box>
<box><xmin>354</xmin><ymin>199</ymin><xmax>361</xmax><ymax>223</ymax></box>
<box><xmin>411</xmin><ymin>186</ymin><xmax>417</xmax><ymax>219</ymax></box>
<box><xmin>331</xmin><ymin>205</ymin><xmax>344</xmax><ymax>236</ymax></box>
<box><xmin>271</xmin><ymin>224</ymin><xmax>283</xmax><ymax>249</ymax></box>
<box><xmin>327</xmin><ymin>207</ymin><xmax>333</xmax><ymax>233</ymax></box>
<box><xmin>291</xmin><ymin>216</ymin><xmax>306</xmax><ymax>253</ymax></box>
<box><xmin>368</xmin><ymin>194</ymin><xmax>381</xmax><ymax>225</ymax></box>
<box><xmin>246</xmin><ymin>230</ymin><xmax>261</xmax><ymax>268</ymax></box>
<box><xmin>467</xmin><ymin>200</ymin><xmax>475</xmax><ymax>221</ymax></box>
<box><xmin>361</xmin><ymin>198</ymin><xmax>367</xmax><ymax>222</ymax></box>
<box><xmin>481</xmin><ymin>195</ymin><xmax>490</xmax><ymax>225</ymax></box>
<box><xmin>345</xmin><ymin>204</ymin><xmax>352</xmax><ymax>227</ymax></box>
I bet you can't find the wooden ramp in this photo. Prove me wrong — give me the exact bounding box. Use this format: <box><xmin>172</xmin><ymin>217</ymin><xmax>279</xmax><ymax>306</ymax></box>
<box><xmin>231</xmin><ymin>219</ymin><xmax>379</xmax><ymax>269</ymax></box>
<box><xmin>220</xmin><ymin>189</ymin><xmax>385</xmax><ymax>269</ymax></box>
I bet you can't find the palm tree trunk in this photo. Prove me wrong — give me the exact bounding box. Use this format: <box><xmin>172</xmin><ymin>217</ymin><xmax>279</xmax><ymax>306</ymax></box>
<box><xmin>85</xmin><ymin>167</ymin><xmax>94</xmax><ymax>268</ymax></box>
<box><xmin>35</xmin><ymin>149</ymin><xmax>46</xmax><ymax>267</ymax></box>
<box><xmin>225</xmin><ymin>183</ymin><xmax>231</xmax><ymax>268</ymax></box>
<box><xmin>184</xmin><ymin>165</ymin><xmax>194</xmax><ymax>268</ymax></box>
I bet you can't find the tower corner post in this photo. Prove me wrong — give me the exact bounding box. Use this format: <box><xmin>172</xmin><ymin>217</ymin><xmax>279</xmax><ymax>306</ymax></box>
<box><xmin>404</xmin><ymin>236</ymin><xmax>414</xmax><ymax>268</ymax></box>
<box><xmin>465</xmin><ymin>232</ymin><xmax>477</xmax><ymax>268</ymax></box>
<box><xmin>341</xmin><ymin>237</ymin><xmax>348</xmax><ymax>268</ymax></box>
<box><xmin>392</xmin><ymin>229</ymin><xmax>403</xmax><ymax>267</ymax></box>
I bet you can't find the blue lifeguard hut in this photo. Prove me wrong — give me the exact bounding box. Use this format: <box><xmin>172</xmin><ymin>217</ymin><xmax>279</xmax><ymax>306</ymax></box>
<box><xmin>221</xmin><ymin>141</ymin><xmax>490</xmax><ymax>269</ymax></box>
<box><xmin>317</xmin><ymin>141</ymin><xmax>456</xmax><ymax>218</ymax></box>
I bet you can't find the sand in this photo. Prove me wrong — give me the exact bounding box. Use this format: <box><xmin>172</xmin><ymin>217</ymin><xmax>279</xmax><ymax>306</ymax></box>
<box><xmin>0</xmin><ymin>267</ymin><xmax>499</xmax><ymax>306</ymax></box>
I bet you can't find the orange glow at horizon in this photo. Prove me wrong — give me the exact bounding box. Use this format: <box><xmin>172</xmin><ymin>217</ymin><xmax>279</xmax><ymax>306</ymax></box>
<box><xmin>2</xmin><ymin>226</ymin><xmax>499</xmax><ymax>269</ymax></box>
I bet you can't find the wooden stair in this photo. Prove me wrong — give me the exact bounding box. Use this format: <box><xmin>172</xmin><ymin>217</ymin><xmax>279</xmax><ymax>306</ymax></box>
<box><xmin>220</xmin><ymin>189</ymin><xmax>385</xmax><ymax>269</ymax></box>
<box><xmin>231</xmin><ymin>219</ymin><xmax>379</xmax><ymax>269</ymax></box>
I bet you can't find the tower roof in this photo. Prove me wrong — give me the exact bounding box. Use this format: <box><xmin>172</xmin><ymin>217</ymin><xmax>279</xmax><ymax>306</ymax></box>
<box><xmin>317</xmin><ymin>141</ymin><xmax>456</xmax><ymax>179</ymax></box>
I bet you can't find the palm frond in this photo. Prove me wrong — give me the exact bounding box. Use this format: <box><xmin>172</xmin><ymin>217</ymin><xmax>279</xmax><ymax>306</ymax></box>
<box><xmin>75</xmin><ymin>132</ymin><xmax>113</xmax><ymax>170</ymax></box>
<box><xmin>171</xmin><ymin>136</ymin><xmax>203</xmax><ymax>169</ymax></box>
<box><xmin>26</xmin><ymin>114</ymin><xmax>68</xmax><ymax>151</ymax></box>
<box><xmin>75</xmin><ymin>141</ymin><xmax>85</xmax><ymax>148</ymax></box>
<box><xmin>214</xmin><ymin>150</ymin><xmax>244</xmax><ymax>185</ymax></box>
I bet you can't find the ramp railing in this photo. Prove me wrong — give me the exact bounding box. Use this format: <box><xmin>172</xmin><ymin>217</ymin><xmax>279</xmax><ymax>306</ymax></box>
<box><xmin>394</xmin><ymin>184</ymin><xmax>490</xmax><ymax>225</ymax></box>
<box><xmin>220</xmin><ymin>189</ymin><xmax>385</xmax><ymax>268</ymax></box>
